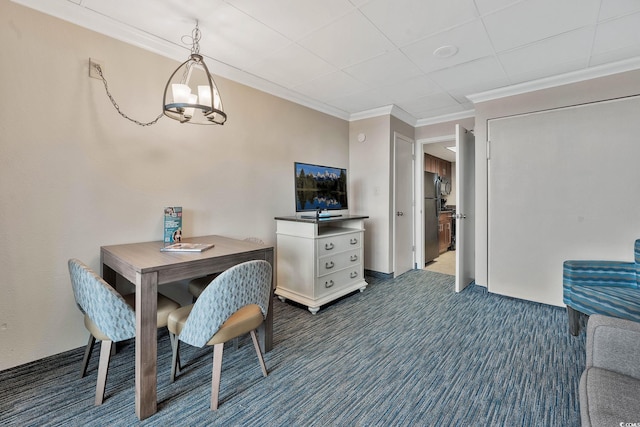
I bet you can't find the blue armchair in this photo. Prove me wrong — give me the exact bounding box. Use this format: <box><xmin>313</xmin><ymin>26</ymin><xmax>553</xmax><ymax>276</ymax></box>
<box><xmin>563</xmin><ymin>239</ymin><xmax>640</xmax><ymax>335</ymax></box>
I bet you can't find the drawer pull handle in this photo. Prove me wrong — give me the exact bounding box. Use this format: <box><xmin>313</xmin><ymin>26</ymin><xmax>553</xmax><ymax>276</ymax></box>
<box><xmin>350</xmin><ymin>238</ymin><xmax>358</xmax><ymax>245</ymax></box>
<box><xmin>325</xmin><ymin>242</ymin><xmax>334</xmax><ymax>250</ymax></box>
<box><xmin>350</xmin><ymin>272</ymin><xmax>358</xmax><ymax>279</ymax></box>
<box><xmin>325</xmin><ymin>261</ymin><xmax>335</xmax><ymax>269</ymax></box>
<box><xmin>350</xmin><ymin>255</ymin><xmax>358</xmax><ymax>262</ymax></box>
<box><xmin>325</xmin><ymin>280</ymin><xmax>334</xmax><ymax>288</ymax></box>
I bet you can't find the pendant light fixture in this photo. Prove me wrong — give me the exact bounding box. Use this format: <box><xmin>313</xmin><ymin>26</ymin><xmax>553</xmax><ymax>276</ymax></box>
<box><xmin>163</xmin><ymin>22</ymin><xmax>227</xmax><ymax>125</ymax></box>
<box><xmin>92</xmin><ymin>22</ymin><xmax>226</xmax><ymax>126</ymax></box>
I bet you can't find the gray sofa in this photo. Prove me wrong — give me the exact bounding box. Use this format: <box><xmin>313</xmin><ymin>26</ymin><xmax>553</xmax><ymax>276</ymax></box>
<box><xmin>580</xmin><ymin>315</ymin><xmax>640</xmax><ymax>426</ymax></box>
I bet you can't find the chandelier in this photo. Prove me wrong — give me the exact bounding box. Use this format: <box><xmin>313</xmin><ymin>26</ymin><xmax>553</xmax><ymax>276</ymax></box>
<box><xmin>93</xmin><ymin>22</ymin><xmax>226</xmax><ymax>126</ymax></box>
<box><xmin>163</xmin><ymin>23</ymin><xmax>227</xmax><ymax>125</ymax></box>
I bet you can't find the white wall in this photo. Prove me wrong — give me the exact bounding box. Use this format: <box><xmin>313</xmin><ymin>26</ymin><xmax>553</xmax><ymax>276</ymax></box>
<box><xmin>474</xmin><ymin>68</ymin><xmax>640</xmax><ymax>288</ymax></box>
<box><xmin>487</xmin><ymin>96</ymin><xmax>640</xmax><ymax>305</ymax></box>
<box><xmin>0</xmin><ymin>1</ymin><xmax>349</xmax><ymax>370</ymax></box>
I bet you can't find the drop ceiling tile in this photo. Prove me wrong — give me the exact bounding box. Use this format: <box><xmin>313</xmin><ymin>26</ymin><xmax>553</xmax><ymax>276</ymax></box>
<box><xmin>593</xmin><ymin>12</ymin><xmax>640</xmax><ymax>56</ymax></box>
<box><xmin>598</xmin><ymin>0</ymin><xmax>640</xmax><ymax>21</ymax></box>
<box><xmin>224</xmin><ymin>0</ymin><xmax>355</xmax><ymax>40</ymax></box>
<box><xmin>427</xmin><ymin>56</ymin><xmax>509</xmax><ymax>92</ymax></box>
<box><xmin>195</xmin><ymin>6</ymin><xmax>294</xmax><ymax>69</ymax></box>
<box><xmin>589</xmin><ymin>45</ymin><xmax>640</xmax><ymax>67</ymax></box>
<box><xmin>343</xmin><ymin>50</ymin><xmax>423</xmax><ymax>86</ymax></box>
<box><xmin>398</xmin><ymin>91</ymin><xmax>459</xmax><ymax>114</ymax></box>
<box><xmin>378</xmin><ymin>75</ymin><xmax>440</xmax><ymax>103</ymax></box>
<box><xmin>506</xmin><ymin>58</ymin><xmax>590</xmax><ymax>85</ymax></box>
<box><xmin>402</xmin><ymin>19</ymin><xmax>495</xmax><ymax>73</ymax></box>
<box><xmin>298</xmin><ymin>10</ymin><xmax>396</xmax><ymax>68</ymax></box>
<box><xmin>482</xmin><ymin>0</ymin><xmax>600</xmax><ymax>52</ymax></box>
<box><xmin>293</xmin><ymin>71</ymin><xmax>369</xmax><ymax>102</ymax></box>
<box><xmin>328</xmin><ymin>88</ymin><xmax>395</xmax><ymax>113</ymax></box>
<box><xmin>474</xmin><ymin>0</ymin><xmax>522</xmax><ymax>15</ymax></box>
<box><xmin>83</xmin><ymin>0</ymin><xmax>292</xmax><ymax>70</ymax></box>
<box><xmin>360</xmin><ymin>0</ymin><xmax>479</xmax><ymax>47</ymax></box>
<box><xmin>498</xmin><ymin>27</ymin><xmax>593</xmax><ymax>78</ymax></box>
<box><xmin>81</xmin><ymin>0</ymin><xmax>224</xmax><ymax>33</ymax></box>
<box><xmin>246</xmin><ymin>44</ymin><xmax>337</xmax><ymax>87</ymax></box>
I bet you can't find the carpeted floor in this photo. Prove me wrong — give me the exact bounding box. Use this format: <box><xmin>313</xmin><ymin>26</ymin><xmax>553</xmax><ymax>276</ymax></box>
<box><xmin>0</xmin><ymin>270</ymin><xmax>585</xmax><ymax>426</ymax></box>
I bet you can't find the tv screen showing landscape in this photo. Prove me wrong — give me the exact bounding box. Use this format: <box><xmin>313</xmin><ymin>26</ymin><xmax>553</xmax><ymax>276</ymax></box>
<box><xmin>295</xmin><ymin>162</ymin><xmax>348</xmax><ymax>212</ymax></box>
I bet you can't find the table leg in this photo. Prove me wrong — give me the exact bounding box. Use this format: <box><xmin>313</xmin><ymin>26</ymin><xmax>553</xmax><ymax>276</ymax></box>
<box><xmin>135</xmin><ymin>271</ymin><xmax>158</xmax><ymax>420</ymax></box>
<box><xmin>259</xmin><ymin>248</ymin><xmax>275</xmax><ymax>353</ymax></box>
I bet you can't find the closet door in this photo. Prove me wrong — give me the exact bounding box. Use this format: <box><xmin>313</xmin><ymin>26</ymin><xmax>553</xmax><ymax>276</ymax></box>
<box><xmin>488</xmin><ymin>95</ymin><xmax>640</xmax><ymax>306</ymax></box>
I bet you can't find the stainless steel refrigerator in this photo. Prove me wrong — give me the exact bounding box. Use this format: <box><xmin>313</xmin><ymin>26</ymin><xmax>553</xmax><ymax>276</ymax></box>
<box><xmin>424</xmin><ymin>171</ymin><xmax>441</xmax><ymax>264</ymax></box>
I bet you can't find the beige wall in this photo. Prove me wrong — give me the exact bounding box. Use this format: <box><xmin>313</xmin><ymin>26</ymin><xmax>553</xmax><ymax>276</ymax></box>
<box><xmin>347</xmin><ymin>115</ymin><xmax>416</xmax><ymax>274</ymax></box>
<box><xmin>349</xmin><ymin>116</ymin><xmax>392</xmax><ymax>273</ymax></box>
<box><xmin>0</xmin><ymin>1</ymin><xmax>349</xmax><ymax>370</ymax></box>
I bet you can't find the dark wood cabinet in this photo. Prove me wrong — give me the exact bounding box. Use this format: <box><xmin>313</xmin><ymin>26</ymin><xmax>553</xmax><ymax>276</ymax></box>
<box><xmin>424</xmin><ymin>153</ymin><xmax>451</xmax><ymax>178</ymax></box>
<box><xmin>438</xmin><ymin>212</ymin><xmax>452</xmax><ymax>253</ymax></box>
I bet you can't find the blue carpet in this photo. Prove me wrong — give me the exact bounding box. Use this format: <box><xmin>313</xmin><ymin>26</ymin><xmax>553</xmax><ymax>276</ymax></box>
<box><xmin>0</xmin><ymin>270</ymin><xmax>585</xmax><ymax>426</ymax></box>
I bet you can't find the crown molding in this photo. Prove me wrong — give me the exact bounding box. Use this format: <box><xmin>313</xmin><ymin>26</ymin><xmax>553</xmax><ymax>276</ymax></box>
<box><xmin>468</xmin><ymin>56</ymin><xmax>640</xmax><ymax>104</ymax></box>
<box><xmin>389</xmin><ymin>105</ymin><xmax>418</xmax><ymax>126</ymax></box>
<box><xmin>348</xmin><ymin>104</ymin><xmax>419</xmax><ymax>126</ymax></box>
<box><xmin>17</xmin><ymin>0</ymin><xmax>639</xmax><ymax>127</ymax></box>
<box><xmin>348</xmin><ymin>105</ymin><xmax>394</xmax><ymax>122</ymax></box>
<box><xmin>415</xmin><ymin>109</ymin><xmax>475</xmax><ymax>127</ymax></box>
<box><xmin>10</xmin><ymin>0</ymin><xmax>352</xmax><ymax>121</ymax></box>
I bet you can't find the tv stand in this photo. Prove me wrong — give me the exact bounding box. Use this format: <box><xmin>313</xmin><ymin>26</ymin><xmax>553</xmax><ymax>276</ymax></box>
<box><xmin>274</xmin><ymin>215</ymin><xmax>368</xmax><ymax>314</ymax></box>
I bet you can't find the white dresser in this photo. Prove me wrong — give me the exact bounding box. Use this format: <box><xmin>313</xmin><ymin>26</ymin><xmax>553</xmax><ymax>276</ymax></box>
<box><xmin>274</xmin><ymin>215</ymin><xmax>368</xmax><ymax>314</ymax></box>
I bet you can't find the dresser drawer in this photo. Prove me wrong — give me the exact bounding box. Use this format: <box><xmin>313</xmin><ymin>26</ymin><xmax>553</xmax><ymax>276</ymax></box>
<box><xmin>314</xmin><ymin>267</ymin><xmax>363</xmax><ymax>298</ymax></box>
<box><xmin>318</xmin><ymin>248</ymin><xmax>361</xmax><ymax>277</ymax></box>
<box><xmin>317</xmin><ymin>232</ymin><xmax>362</xmax><ymax>257</ymax></box>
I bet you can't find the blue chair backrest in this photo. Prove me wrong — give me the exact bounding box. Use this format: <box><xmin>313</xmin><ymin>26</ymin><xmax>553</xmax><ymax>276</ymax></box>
<box><xmin>179</xmin><ymin>260</ymin><xmax>272</xmax><ymax>347</ymax></box>
<box><xmin>68</xmin><ymin>258</ymin><xmax>136</xmax><ymax>342</ymax></box>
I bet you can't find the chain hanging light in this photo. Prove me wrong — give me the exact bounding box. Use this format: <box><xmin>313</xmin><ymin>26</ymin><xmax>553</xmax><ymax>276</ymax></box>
<box><xmin>163</xmin><ymin>22</ymin><xmax>227</xmax><ymax>125</ymax></box>
<box><xmin>93</xmin><ymin>22</ymin><xmax>226</xmax><ymax>127</ymax></box>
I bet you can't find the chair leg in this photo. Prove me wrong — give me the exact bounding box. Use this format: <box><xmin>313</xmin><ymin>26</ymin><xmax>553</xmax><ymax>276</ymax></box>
<box><xmin>250</xmin><ymin>330</ymin><xmax>268</xmax><ymax>377</ymax></box>
<box><xmin>80</xmin><ymin>335</ymin><xmax>95</xmax><ymax>378</ymax></box>
<box><xmin>211</xmin><ymin>343</ymin><xmax>224</xmax><ymax>411</ymax></box>
<box><xmin>567</xmin><ymin>306</ymin><xmax>581</xmax><ymax>336</ymax></box>
<box><xmin>95</xmin><ymin>340</ymin><xmax>113</xmax><ymax>406</ymax></box>
<box><xmin>170</xmin><ymin>333</ymin><xmax>181</xmax><ymax>383</ymax></box>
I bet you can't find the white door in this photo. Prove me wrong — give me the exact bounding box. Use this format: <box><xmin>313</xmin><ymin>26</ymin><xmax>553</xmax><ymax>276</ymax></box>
<box><xmin>487</xmin><ymin>96</ymin><xmax>640</xmax><ymax>306</ymax></box>
<box><xmin>393</xmin><ymin>133</ymin><xmax>414</xmax><ymax>278</ymax></box>
<box><xmin>455</xmin><ymin>125</ymin><xmax>475</xmax><ymax>292</ymax></box>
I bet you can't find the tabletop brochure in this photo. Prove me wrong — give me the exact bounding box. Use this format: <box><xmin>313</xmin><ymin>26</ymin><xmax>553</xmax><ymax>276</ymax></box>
<box><xmin>164</xmin><ymin>206</ymin><xmax>183</xmax><ymax>245</ymax></box>
<box><xmin>162</xmin><ymin>206</ymin><xmax>214</xmax><ymax>252</ymax></box>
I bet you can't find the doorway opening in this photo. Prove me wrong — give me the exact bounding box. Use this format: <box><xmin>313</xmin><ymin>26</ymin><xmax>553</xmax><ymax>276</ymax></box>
<box><xmin>416</xmin><ymin>125</ymin><xmax>475</xmax><ymax>293</ymax></box>
<box><xmin>417</xmin><ymin>135</ymin><xmax>457</xmax><ymax>276</ymax></box>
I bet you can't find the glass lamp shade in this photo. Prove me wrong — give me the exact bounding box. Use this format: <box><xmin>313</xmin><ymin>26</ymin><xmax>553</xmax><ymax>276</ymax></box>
<box><xmin>163</xmin><ymin>54</ymin><xmax>227</xmax><ymax>125</ymax></box>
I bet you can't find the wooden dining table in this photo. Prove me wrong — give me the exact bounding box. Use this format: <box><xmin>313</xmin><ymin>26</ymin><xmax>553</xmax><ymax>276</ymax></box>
<box><xmin>100</xmin><ymin>235</ymin><xmax>274</xmax><ymax>420</ymax></box>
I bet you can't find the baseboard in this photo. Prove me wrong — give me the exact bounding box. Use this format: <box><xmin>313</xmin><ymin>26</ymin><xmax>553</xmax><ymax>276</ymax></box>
<box><xmin>365</xmin><ymin>270</ymin><xmax>393</xmax><ymax>280</ymax></box>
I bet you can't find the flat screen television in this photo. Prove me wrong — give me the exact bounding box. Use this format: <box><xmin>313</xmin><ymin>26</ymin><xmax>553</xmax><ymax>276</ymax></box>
<box><xmin>294</xmin><ymin>162</ymin><xmax>348</xmax><ymax>213</ymax></box>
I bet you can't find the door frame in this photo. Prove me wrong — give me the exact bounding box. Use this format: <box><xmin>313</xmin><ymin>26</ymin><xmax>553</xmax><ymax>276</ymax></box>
<box><xmin>415</xmin><ymin>135</ymin><xmax>455</xmax><ymax>269</ymax></box>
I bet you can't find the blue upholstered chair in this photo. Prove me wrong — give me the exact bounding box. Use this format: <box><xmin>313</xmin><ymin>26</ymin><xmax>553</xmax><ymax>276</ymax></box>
<box><xmin>563</xmin><ymin>239</ymin><xmax>640</xmax><ymax>335</ymax></box>
<box><xmin>168</xmin><ymin>260</ymin><xmax>272</xmax><ymax>410</ymax></box>
<box><xmin>187</xmin><ymin>237</ymin><xmax>265</xmax><ymax>302</ymax></box>
<box><xmin>68</xmin><ymin>258</ymin><xmax>179</xmax><ymax>405</ymax></box>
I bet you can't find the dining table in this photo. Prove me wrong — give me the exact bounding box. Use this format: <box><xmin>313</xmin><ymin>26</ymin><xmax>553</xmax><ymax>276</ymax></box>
<box><xmin>100</xmin><ymin>235</ymin><xmax>274</xmax><ymax>420</ymax></box>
